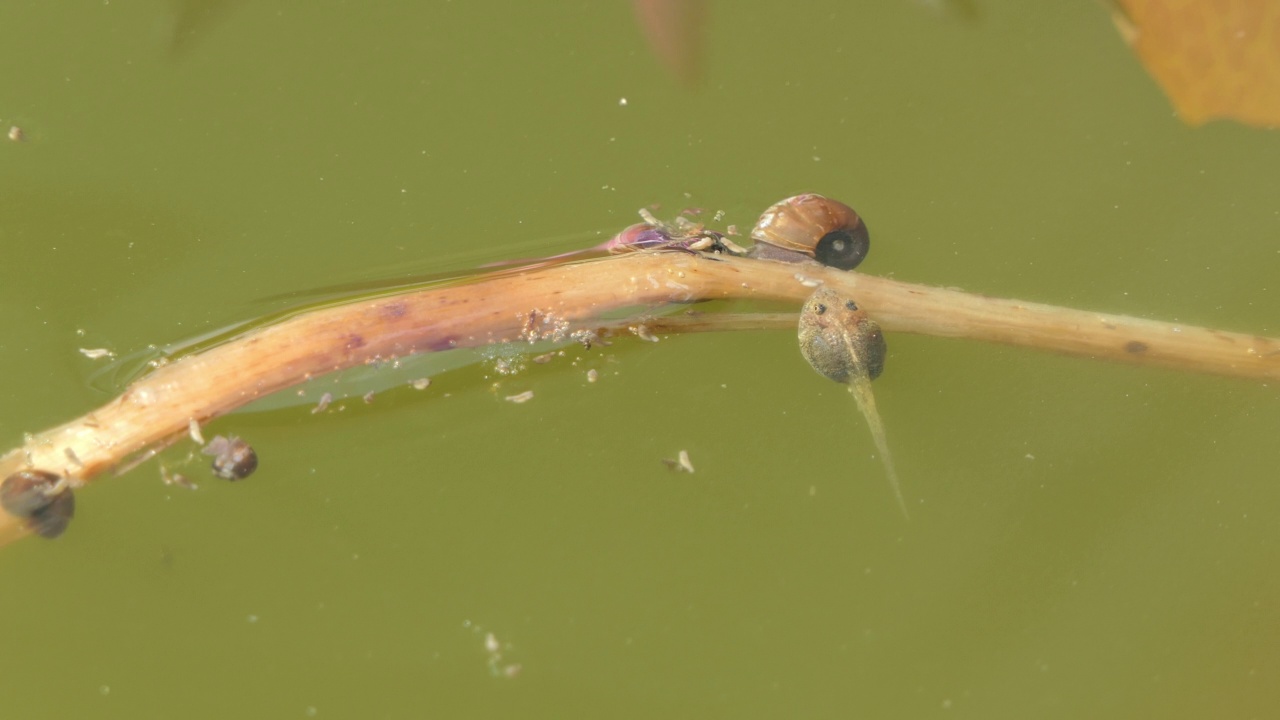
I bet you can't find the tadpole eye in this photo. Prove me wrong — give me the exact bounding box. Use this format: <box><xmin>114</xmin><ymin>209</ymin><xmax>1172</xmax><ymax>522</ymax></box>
<box><xmin>814</xmin><ymin>303</ymin><xmax>827</xmax><ymax>315</ymax></box>
<box><xmin>845</xmin><ymin>300</ymin><xmax>859</xmax><ymax>311</ymax></box>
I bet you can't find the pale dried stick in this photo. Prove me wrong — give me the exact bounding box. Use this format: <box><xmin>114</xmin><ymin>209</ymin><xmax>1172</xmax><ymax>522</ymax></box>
<box><xmin>0</xmin><ymin>251</ymin><xmax>1275</xmax><ymax>545</ymax></box>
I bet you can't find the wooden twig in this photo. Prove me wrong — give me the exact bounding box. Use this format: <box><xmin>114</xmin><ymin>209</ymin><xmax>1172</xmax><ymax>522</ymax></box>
<box><xmin>0</xmin><ymin>250</ymin><xmax>1276</xmax><ymax>545</ymax></box>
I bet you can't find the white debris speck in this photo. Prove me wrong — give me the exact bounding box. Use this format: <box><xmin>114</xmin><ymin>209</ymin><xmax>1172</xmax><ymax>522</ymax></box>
<box><xmin>311</xmin><ymin>392</ymin><xmax>333</xmax><ymax>414</ymax></box>
<box><xmin>362</xmin><ymin>391</ymin><xmax>375</xmax><ymax>404</ymax></box>
<box><xmin>505</xmin><ymin>390</ymin><xmax>535</xmax><ymax>404</ymax></box>
<box><xmin>664</xmin><ymin>450</ymin><xmax>695</xmax><ymax>473</ymax></box>
<box><xmin>188</xmin><ymin>418</ymin><xmax>205</xmax><ymax>445</ymax></box>
<box><xmin>8</xmin><ymin>126</ymin><xmax>24</xmax><ymax>142</ymax></box>
<box><xmin>618</xmin><ymin>97</ymin><xmax>628</xmax><ymax>107</ymax></box>
<box><xmin>469</xmin><ymin>623</ymin><xmax>522</xmax><ymax>679</ymax></box>
<box><xmin>78</xmin><ymin>348</ymin><xmax>114</xmax><ymax>360</ymax></box>
<box><xmin>677</xmin><ymin>450</ymin><xmax>695</xmax><ymax>473</ymax></box>
<box><xmin>161</xmin><ymin>465</ymin><xmax>198</xmax><ymax>490</ymax></box>
<box><xmin>411</xmin><ymin>377</ymin><xmax>432</xmax><ymax>390</ymax></box>
<box><xmin>586</xmin><ymin>368</ymin><xmax>599</xmax><ymax>383</ymax></box>
<box><xmin>794</xmin><ymin>273</ymin><xmax>822</xmax><ymax>288</ymax></box>
<box><xmin>633</xmin><ymin>325</ymin><xmax>659</xmax><ymax>342</ymax></box>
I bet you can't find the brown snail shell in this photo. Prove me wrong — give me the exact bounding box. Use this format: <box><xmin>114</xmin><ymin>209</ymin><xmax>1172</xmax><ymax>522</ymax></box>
<box><xmin>749</xmin><ymin>194</ymin><xmax>869</xmax><ymax>270</ymax></box>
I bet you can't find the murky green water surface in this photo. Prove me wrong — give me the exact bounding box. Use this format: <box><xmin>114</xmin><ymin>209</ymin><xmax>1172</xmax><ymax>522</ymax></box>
<box><xmin>2</xmin><ymin>2</ymin><xmax>1278</xmax><ymax>718</ymax></box>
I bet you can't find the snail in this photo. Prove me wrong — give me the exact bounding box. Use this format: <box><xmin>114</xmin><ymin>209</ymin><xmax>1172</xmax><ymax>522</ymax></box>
<box><xmin>749</xmin><ymin>194</ymin><xmax>870</xmax><ymax>270</ymax></box>
<box><xmin>203</xmin><ymin>435</ymin><xmax>259</xmax><ymax>480</ymax></box>
<box><xmin>0</xmin><ymin>469</ymin><xmax>76</xmax><ymax>538</ymax></box>
<box><xmin>798</xmin><ymin>286</ymin><xmax>907</xmax><ymax>517</ymax></box>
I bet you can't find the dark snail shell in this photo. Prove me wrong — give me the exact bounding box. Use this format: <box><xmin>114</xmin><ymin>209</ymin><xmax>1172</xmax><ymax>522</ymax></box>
<box><xmin>203</xmin><ymin>435</ymin><xmax>258</xmax><ymax>481</ymax></box>
<box><xmin>1</xmin><ymin>469</ymin><xmax>76</xmax><ymax>539</ymax></box>
<box><xmin>749</xmin><ymin>194</ymin><xmax>870</xmax><ymax>270</ymax></box>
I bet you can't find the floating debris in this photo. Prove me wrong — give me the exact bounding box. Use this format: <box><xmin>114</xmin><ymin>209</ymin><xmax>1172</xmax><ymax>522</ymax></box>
<box><xmin>78</xmin><ymin>348</ymin><xmax>115</xmax><ymax>360</ymax></box>
<box><xmin>311</xmin><ymin>392</ymin><xmax>333</xmax><ymax>414</ymax></box>
<box><xmin>662</xmin><ymin>449</ymin><xmax>695</xmax><ymax>473</ymax></box>
<box><xmin>411</xmin><ymin>377</ymin><xmax>432</xmax><ymax>390</ymax></box>
<box><xmin>160</xmin><ymin>465</ymin><xmax>198</xmax><ymax>491</ymax></box>
<box><xmin>188</xmin><ymin>418</ymin><xmax>205</xmax><ymax>445</ymax></box>
<box><xmin>362</xmin><ymin>391</ymin><xmax>376</xmax><ymax>404</ymax></box>
<box><xmin>464</xmin><ymin>622</ymin><xmax>522</xmax><ymax>679</ymax></box>
<box><xmin>571</xmin><ymin>328</ymin><xmax>604</xmax><ymax>350</ymax></box>
<box><xmin>632</xmin><ymin>325</ymin><xmax>659</xmax><ymax>343</ymax></box>
<box><xmin>586</xmin><ymin>368</ymin><xmax>599</xmax><ymax>383</ymax></box>
<box><xmin>7</xmin><ymin>126</ymin><xmax>24</xmax><ymax>142</ymax></box>
<box><xmin>504</xmin><ymin>390</ymin><xmax>535</xmax><ymax>404</ymax></box>
<box><xmin>203</xmin><ymin>435</ymin><xmax>258</xmax><ymax>480</ymax></box>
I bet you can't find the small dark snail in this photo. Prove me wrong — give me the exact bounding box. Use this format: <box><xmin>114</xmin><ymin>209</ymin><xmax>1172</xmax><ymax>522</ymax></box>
<box><xmin>798</xmin><ymin>286</ymin><xmax>906</xmax><ymax>517</ymax></box>
<box><xmin>203</xmin><ymin>435</ymin><xmax>258</xmax><ymax>480</ymax></box>
<box><xmin>749</xmin><ymin>194</ymin><xmax>870</xmax><ymax>270</ymax></box>
<box><xmin>1</xmin><ymin>469</ymin><xmax>76</xmax><ymax>539</ymax></box>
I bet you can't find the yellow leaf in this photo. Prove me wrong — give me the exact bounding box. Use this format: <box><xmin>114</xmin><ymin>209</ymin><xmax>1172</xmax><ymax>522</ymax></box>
<box><xmin>1113</xmin><ymin>0</ymin><xmax>1280</xmax><ymax>128</ymax></box>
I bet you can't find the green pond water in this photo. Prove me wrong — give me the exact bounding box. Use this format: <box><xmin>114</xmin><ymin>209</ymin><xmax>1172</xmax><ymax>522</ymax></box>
<box><xmin>1</xmin><ymin>2</ymin><xmax>1278</xmax><ymax>718</ymax></box>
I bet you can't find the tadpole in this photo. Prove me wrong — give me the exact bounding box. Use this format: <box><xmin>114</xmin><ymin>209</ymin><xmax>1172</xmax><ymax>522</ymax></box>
<box><xmin>798</xmin><ymin>286</ymin><xmax>907</xmax><ymax>517</ymax></box>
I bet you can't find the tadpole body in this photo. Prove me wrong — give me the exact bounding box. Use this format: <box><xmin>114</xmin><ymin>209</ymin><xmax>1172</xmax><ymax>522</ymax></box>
<box><xmin>798</xmin><ymin>286</ymin><xmax>907</xmax><ymax>517</ymax></box>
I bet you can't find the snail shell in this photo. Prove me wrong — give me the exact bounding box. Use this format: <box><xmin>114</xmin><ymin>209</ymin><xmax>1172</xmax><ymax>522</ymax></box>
<box><xmin>0</xmin><ymin>469</ymin><xmax>76</xmax><ymax>539</ymax></box>
<box><xmin>749</xmin><ymin>194</ymin><xmax>869</xmax><ymax>270</ymax></box>
<box><xmin>203</xmin><ymin>435</ymin><xmax>259</xmax><ymax>480</ymax></box>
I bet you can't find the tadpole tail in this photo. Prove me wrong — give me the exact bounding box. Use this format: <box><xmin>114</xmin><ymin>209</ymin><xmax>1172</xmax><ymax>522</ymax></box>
<box><xmin>846</xmin><ymin>378</ymin><xmax>909</xmax><ymax>520</ymax></box>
